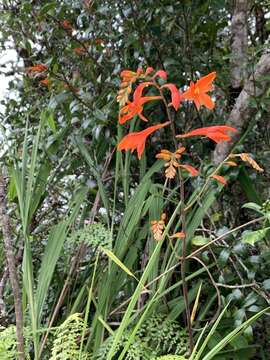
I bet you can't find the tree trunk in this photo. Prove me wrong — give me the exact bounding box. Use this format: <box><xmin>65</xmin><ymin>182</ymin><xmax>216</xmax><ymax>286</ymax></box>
<box><xmin>230</xmin><ymin>0</ymin><xmax>248</xmax><ymax>89</ymax></box>
<box><xmin>0</xmin><ymin>172</ymin><xmax>25</xmax><ymax>360</ymax></box>
<box><xmin>213</xmin><ymin>52</ymin><xmax>270</xmax><ymax>164</ymax></box>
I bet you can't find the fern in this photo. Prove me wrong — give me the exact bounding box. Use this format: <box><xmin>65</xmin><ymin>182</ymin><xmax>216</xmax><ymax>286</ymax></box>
<box><xmin>68</xmin><ymin>223</ymin><xmax>112</xmax><ymax>249</ymax></box>
<box><xmin>94</xmin><ymin>313</ymin><xmax>189</xmax><ymax>359</ymax></box>
<box><xmin>0</xmin><ymin>325</ymin><xmax>30</xmax><ymax>359</ymax></box>
<box><xmin>49</xmin><ymin>313</ymin><xmax>90</xmax><ymax>360</ymax></box>
<box><xmin>138</xmin><ymin>314</ymin><xmax>189</xmax><ymax>356</ymax></box>
<box><xmin>154</xmin><ymin>356</ymin><xmax>187</xmax><ymax>360</ymax></box>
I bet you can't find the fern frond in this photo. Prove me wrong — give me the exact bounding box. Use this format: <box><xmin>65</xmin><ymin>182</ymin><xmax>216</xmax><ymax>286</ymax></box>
<box><xmin>154</xmin><ymin>356</ymin><xmax>187</xmax><ymax>360</ymax></box>
<box><xmin>49</xmin><ymin>313</ymin><xmax>90</xmax><ymax>360</ymax></box>
<box><xmin>0</xmin><ymin>325</ymin><xmax>30</xmax><ymax>359</ymax></box>
<box><xmin>68</xmin><ymin>223</ymin><xmax>112</xmax><ymax>249</ymax></box>
<box><xmin>94</xmin><ymin>313</ymin><xmax>189</xmax><ymax>359</ymax></box>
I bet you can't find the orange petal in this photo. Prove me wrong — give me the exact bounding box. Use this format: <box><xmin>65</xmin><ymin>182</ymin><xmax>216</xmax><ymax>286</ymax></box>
<box><xmin>118</xmin><ymin>121</ymin><xmax>170</xmax><ymax>159</ymax></box>
<box><xmin>74</xmin><ymin>47</ymin><xmax>86</xmax><ymax>55</ymax></box>
<box><xmin>179</xmin><ymin>164</ymin><xmax>199</xmax><ymax>176</ymax></box>
<box><xmin>224</xmin><ymin>161</ymin><xmax>238</xmax><ymax>167</ymax></box>
<box><xmin>119</xmin><ymin>102</ymin><xmax>144</xmax><ymax>124</ymax></box>
<box><xmin>199</xmin><ymin>93</ymin><xmax>215</xmax><ymax>110</ymax></box>
<box><xmin>39</xmin><ymin>78</ymin><xmax>49</xmax><ymax>86</ymax></box>
<box><xmin>156</xmin><ymin>152</ymin><xmax>171</xmax><ymax>161</ymax></box>
<box><xmin>26</xmin><ymin>64</ymin><xmax>48</xmax><ymax>72</ymax></box>
<box><xmin>145</xmin><ymin>67</ymin><xmax>154</xmax><ymax>75</ymax></box>
<box><xmin>176</xmin><ymin>126</ymin><xmax>237</xmax><ymax>144</ymax></box>
<box><xmin>206</xmin><ymin>131</ymin><xmax>231</xmax><ymax>143</ymax></box>
<box><xmin>182</xmin><ymin>86</ymin><xmax>194</xmax><ymax>101</ymax></box>
<box><xmin>161</xmin><ymin>83</ymin><xmax>182</xmax><ymax>111</ymax></box>
<box><xmin>61</xmin><ymin>20</ymin><xmax>74</xmax><ymax>32</ymax></box>
<box><xmin>196</xmin><ymin>72</ymin><xmax>216</xmax><ymax>92</ymax></box>
<box><xmin>120</xmin><ymin>70</ymin><xmax>137</xmax><ymax>79</ymax></box>
<box><xmin>211</xmin><ymin>174</ymin><xmax>227</xmax><ymax>185</ymax></box>
<box><xmin>133</xmin><ymin>81</ymin><xmax>154</xmax><ymax>101</ymax></box>
<box><xmin>153</xmin><ymin>70</ymin><xmax>167</xmax><ymax>80</ymax></box>
<box><xmin>170</xmin><ymin>232</ymin><xmax>185</xmax><ymax>239</ymax></box>
<box><xmin>139</xmin><ymin>96</ymin><xmax>162</xmax><ymax>105</ymax></box>
<box><xmin>176</xmin><ymin>147</ymin><xmax>186</xmax><ymax>154</ymax></box>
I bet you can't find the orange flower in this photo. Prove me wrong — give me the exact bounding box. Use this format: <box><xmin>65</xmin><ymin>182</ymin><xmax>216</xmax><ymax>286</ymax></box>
<box><xmin>161</xmin><ymin>84</ymin><xmax>182</xmax><ymax>111</ymax></box>
<box><xmin>156</xmin><ymin>147</ymin><xmax>198</xmax><ymax>179</ymax></box>
<box><xmin>182</xmin><ymin>72</ymin><xmax>216</xmax><ymax>109</ymax></box>
<box><xmin>230</xmin><ymin>153</ymin><xmax>263</xmax><ymax>172</ymax></box>
<box><xmin>39</xmin><ymin>78</ymin><xmax>49</xmax><ymax>87</ymax></box>
<box><xmin>62</xmin><ymin>20</ymin><xmax>74</xmax><ymax>33</ymax></box>
<box><xmin>119</xmin><ymin>82</ymin><xmax>161</xmax><ymax>124</ymax></box>
<box><xmin>179</xmin><ymin>164</ymin><xmax>199</xmax><ymax>176</ymax></box>
<box><xmin>74</xmin><ymin>47</ymin><xmax>87</xmax><ymax>55</ymax></box>
<box><xmin>152</xmin><ymin>70</ymin><xmax>167</xmax><ymax>81</ymax></box>
<box><xmin>118</xmin><ymin>122</ymin><xmax>170</xmax><ymax>159</ymax></box>
<box><xmin>26</xmin><ymin>64</ymin><xmax>48</xmax><ymax>73</ymax></box>
<box><xmin>211</xmin><ymin>174</ymin><xmax>227</xmax><ymax>185</ymax></box>
<box><xmin>145</xmin><ymin>67</ymin><xmax>154</xmax><ymax>76</ymax></box>
<box><xmin>95</xmin><ymin>38</ymin><xmax>104</xmax><ymax>45</ymax></box>
<box><xmin>117</xmin><ymin>69</ymin><xmax>141</xmax><ymax>107</ymax></box>
<box><xmin>169</xmin><ymin>232</ymin><xmax>185</xmax><ymax>239</ymax></box>
<box><xmin>117</xmin><ymin>68</ymin><xmax>163</xmax><ymax>107</ymax></box>
<box><xmin>224</xmin><ymin>161</ymin><xmax>238</xmax><ymax>167</ymax></box>
<box><xmin>151</xmin><ymin>213</ymin><xmax>166</xmax><ymax>241</ymax></box>
<box><xmin>176</xmin><ymin>126</ymin><xmax>237</xmax><ymax>143</ymax></box>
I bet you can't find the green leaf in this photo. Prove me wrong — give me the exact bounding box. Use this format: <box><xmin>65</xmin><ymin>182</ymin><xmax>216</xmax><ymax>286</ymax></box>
<box><xmin>201</xmin><ymin>307</ymin><xmax>270</xmax><ymax>360</ymax></box>
<box><xmin>35</xmin><ymin>186</ymin><xmax>88</xmax><ymax>324</ymax></box>
<box><xmin>262</xmin><ymin>279</ymin><xmax>270</xmax><ymax>290</ymax></box>
<box><xmin>238</xmin><ymin>168</ymin><xmax>262</xmax><ymax>204</ymax></box>
<box><xmin>191</xmin><ymin>235</ymin><xmax>209</xmax><ymax>246</ymax></box>
<box><xmin>101</xmin><ymin>247</ymin><xmax>137</xmax><ymax>280</ymax></box>
<box><xmin>7</xmin><ymin>171</ymin><xmax>17</xmax><ymax>201</ymax></box>
<box><xmin>47</xmin><ymin>112</ymin><xmax>57</xmax><ymax>134</ymax></box>
<box><xmin>241</xmin><ymin>227</ymin><xmax>270</xmax><ymax>245</ymax></box>
<box><xmin>242</xmin><ymin>202</ymin><xmax>262</xmax><ymax>213</ymax></box>
<box><xmin>40</xmin><ymin>2</ymin><xmax>56</xmax><ymax>15</ymax></box>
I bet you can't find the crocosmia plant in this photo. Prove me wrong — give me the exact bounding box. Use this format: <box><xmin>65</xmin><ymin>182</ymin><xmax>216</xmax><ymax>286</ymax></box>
<box><xmin>116</xmin><ymin>67</ymin><xmax>264</xmax><ymax>352</ymax></box>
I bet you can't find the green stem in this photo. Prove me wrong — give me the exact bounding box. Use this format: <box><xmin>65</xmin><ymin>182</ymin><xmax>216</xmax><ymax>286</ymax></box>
<box><xmin>79</xmin><ymin>251</ymin><xmax>100</xmax><ymax>359</ymax></box>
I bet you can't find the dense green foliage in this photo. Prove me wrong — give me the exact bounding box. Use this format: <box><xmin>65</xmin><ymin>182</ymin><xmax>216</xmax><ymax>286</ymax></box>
<box><xmin>0</xmin><ymin>0</ymin><xmax>270</xmax><ymax>359</ymax></box>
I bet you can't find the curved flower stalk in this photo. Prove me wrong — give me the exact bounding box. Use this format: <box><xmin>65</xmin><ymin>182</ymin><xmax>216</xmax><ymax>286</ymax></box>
<box><xmin>161</xmin><ymin>83</ymin><xmax>182</xmax><ymax>111</ymax></box>
<box><xmin>119</xmin><ymin>82</ymin><xmax>162</xmax><ymax>124</ymax></box>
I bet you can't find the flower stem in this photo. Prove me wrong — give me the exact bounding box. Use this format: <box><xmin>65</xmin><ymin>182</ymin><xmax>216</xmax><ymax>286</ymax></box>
<box><xmin>157</xmin><ymin>82</ymin><xmax>193</xmax><ymax>353</ymax></box>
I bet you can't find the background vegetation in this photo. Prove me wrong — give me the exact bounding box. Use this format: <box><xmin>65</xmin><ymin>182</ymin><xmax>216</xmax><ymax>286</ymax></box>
<box><xmin>0</xmin><ymin>0</ymin><xmax>270</xmax><ymax>359</ymax></box>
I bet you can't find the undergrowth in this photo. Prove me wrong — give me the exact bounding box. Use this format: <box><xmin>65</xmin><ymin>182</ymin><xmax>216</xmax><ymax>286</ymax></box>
<box><xmin>93</xmin><ymin>313</ymin><xmax>189</xmax><ymax>359</ymax></box>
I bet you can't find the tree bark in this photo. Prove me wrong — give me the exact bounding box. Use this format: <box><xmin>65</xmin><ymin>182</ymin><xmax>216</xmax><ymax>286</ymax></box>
<box><xmin>213</xmin><ymin>52</ymin><xmax>270</xmax><ymax>164</ymax></box>
<box><xmin>0</xmin><ymin>172</ymin><xmax>25</xmax><ymax>360</ymax></box>
<box><xmin>230</xmin><ymin>0</ymin><xmax>248</xmax><ymax>89</ymax></box>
